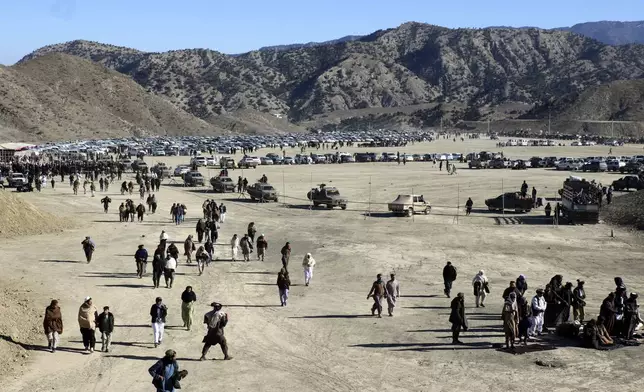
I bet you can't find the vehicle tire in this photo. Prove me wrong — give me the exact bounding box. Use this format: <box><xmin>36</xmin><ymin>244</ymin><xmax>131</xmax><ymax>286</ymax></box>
<box><xmin>488</xmin><ymin>207</ymin><xmax>494</xmax><ymax>211</ymax></box>
<box><xmin>407</xmin><ymin>208</ymin><xmax>413</xmax><ymax>217</ymax></box>
<box><xmin>275</xmin><ymin>197</ymin><xmax>279</xmax><ymax>202</ymax></box>
<box><xmin>313</xmin><ymin>202</ymin><xmax>320</xmax><ymax>207</ymax></box>
<box><xmin>326</xmin><ymin>205</ymin><xmax>333</xmax><ymax>209</ymax></box>
<box><xmin>620</xmin><ymin>168</ymin><xmax>625</xmax><ymax>173</ymax></box>
<box><xmin>341</xmin><ymin>205</ymin><xmax>347</xmax><ymax>210</ymax></box>
<box><xmin>515</xmin><ymin>208</ymin><xmax>522</xmax><ymax>213</ymax></box>
<box><xmin>423</xmin><ymin>208</ymin><xmax>429</xmax><ymax>215</ymax></box>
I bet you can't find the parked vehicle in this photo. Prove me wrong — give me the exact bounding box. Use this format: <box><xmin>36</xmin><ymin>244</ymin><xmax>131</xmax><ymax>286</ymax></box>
<box><xmin>183</xmin><ymin>171</ymin><xmax>205</xmax><ymax>186</ymax></box>
<box><xmin>247</xmin><ymin>182</ymin><xmax>278</xmax><ymax>202</ymax></box>
<box><xmin>485</xmin><ymin>193</ymin><xmax>533</xmax><ymax>213</ymax></box>
<box><xmin>388</xmin><ymin>194</ymin><xmax>431</xmax><ymax>216</ymax></box>
<box><xmin>260</xmin><ymin>157</ymin><xmax>274</xmax><ymax>165</ymax></box>
<box><xmin>620</xmin><ymin>161</ymin><xmax>644</xmax><ymax>174</ymax></box>
<box><xmin>174</xmin><ymin>165</ymin><xmax>190</xmax><ymax>177</ymax></box>
<box><xmin>606</xmin><ymin>159</ymin><xmax>626</xmax><ymax>172</ymax></box>
<box><xmin>582</xmin><ymin>160</ymin><xmax>608</xmax><ymax>172</ymax></box>
<box><xmin>468</xmin><ymin>159</ymin><xmax>488</xmax><ymax>169</ymax></box>
<box><xmin>8</xmin><ymin>173</ymin><xmax>27</xmax><ymax>187</ymax></box>
<box><xmin>191</xmin><ymin>156</ymin><xmax>207</xmax><ymax>167</ymax></box>
<box><xmin>488</xmin><ymin>159</ymin><xmax>507</xmax><ymax>169</ymax></box>
<box><xmin>211</xmin><ymin>176</ymin><xmax>236</xmax><ymax>193</ymax></box>
<box><xmin>131</xmin><ymin>160</ymin><xmax>148</xmax><ymax>172</ymax></box>
<box><xmin>612</xmin><ymin>175</ymin><xmax>644</xmax><ymax>191</ymax></box>
<box><xmin>219</xmin><ymin>157</ymin><xmax>236</xmax><ymax>169</ymax></box>
<box><xmin>306</xmin><ymin>185</ymin><xmax>348</xmax><ymax>209</ymax></box>
<box><xmin>238</xmin><ymin>156</ymin><xmax>260</xmax><ymax>169</ymax></box>
<box><xmin>560</xmin><ymin>176</ymin><xmax>601</xmax><ymax>223</ymax></box>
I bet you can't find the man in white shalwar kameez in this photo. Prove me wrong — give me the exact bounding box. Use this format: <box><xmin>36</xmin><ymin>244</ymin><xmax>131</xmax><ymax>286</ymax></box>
<box><xmin>385</xmin><ymin>273</ymin><xmax>400</xmax><ymax>317</ymax></box>
<box><xmin>302</xmin><ymin>253</ymin><xmax>316</xmax><ymax>286</ymax></box>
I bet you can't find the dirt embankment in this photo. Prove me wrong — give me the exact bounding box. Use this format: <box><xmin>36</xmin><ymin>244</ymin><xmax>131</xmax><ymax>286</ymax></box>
<box><xmin>0</xmin><ymin>192</ymin><xmax>73</xmax><ymax>383</ymax></box>
<box><xmin>602</xmin><ymin>190</ymin><xmax>644</xmax><ymax>230</ymax></box>
<box><xmin>0</xmin><ymin>191</ymin><xmax>73</xmax><ymax>237</ymax></box>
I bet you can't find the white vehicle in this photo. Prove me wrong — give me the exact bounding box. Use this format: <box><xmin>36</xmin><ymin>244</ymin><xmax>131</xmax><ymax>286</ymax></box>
<box><xmin>384</xmin><ymin>152</ymin><xmax>397</xmax><ymax>161</ymax></box>
<box><xmin>283</xmin><ymin>157</ymin><xmax>294</xmax><ymax>165</ymax></box>
<box><xmin>260</xmin><ymin>157</ymin><xmax>274</xmax><ymax>165</ymax></box>
<box><xmin>518</xmin><ymin>139</ymin><xmax>528</xmax><ymax>146</ymax></box>
<box><xmin>153</xmin><ymin>150</ymin><xmax>166</xmax><ymax>156</ymax></box>
<box><xmin>191</xmin><ymin>156</ymin><xmax>207</xmax><ymax>167</ymax></box>
<box><xmin>297</xmin><ymin>155</ymin><xmax>313</xmax><ymax>164</ymax></box>
<box><xmin>8</xmin><ymin>173</ymin><xmax>27</xmax><ymax>187</ymax></box>
<box><xmin>571</xmin><ymin>141</ymin><xmax>582</xmax><ymax>146</ymax></box>
<box><xmin>556</xmin><ymin>158</ymin><xmax>574</xmax><ymax>170</ymax></box>
<box><xmin>402</xmin><ymin>154</ymin><xmax>414</xmax><ymax>162</ymax></box>
<box><xmin>547</xmin><ymin>140</ymin><xmax>557</xmax><ymax>146</ymax></box>
<box><xmin>606</xmin><ymin>159</ymin><xmax>626</xmax><ymax>171</ymax></box>
<box><xmin>314</xmin><ymin>155</ymin><xmax>327</xmax><ymax>164</ymax></box>
<box><xmin>206</xmin><ymin>157</ymin><xmax>218</xmax><ymax>166</ymax></box>
<box><xmin>174</xmin><ymin>165</ymin><xmax>190</xmax><ymax>176</ymax></box>
<box><xmin>238</xmin><ymin>156</ymin><xmax>260</xmax><ymax>169</ymax></box>
<box><xmin>569</xmin><ymin>159</ymin><xmax>585</xmax><ymax>171</ymax></box>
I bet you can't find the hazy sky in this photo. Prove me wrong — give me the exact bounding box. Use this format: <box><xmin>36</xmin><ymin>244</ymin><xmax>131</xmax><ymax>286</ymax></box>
<box><xmin>0</xmin><ymin>0</ymin><xmax>640</xmax><ymax>64</ymax></box>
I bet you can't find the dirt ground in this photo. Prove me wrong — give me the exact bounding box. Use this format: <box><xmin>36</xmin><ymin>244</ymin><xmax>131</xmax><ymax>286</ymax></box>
<box><xmin>3</xmin><ymin>137</ymin><xmax>644</xmax><ymax>392</ymax></box>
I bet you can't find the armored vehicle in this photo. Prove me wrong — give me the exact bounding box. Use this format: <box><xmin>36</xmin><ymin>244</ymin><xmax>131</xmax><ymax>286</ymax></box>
<box><xmin>306</xmin><ymin>184</ymin><xmax>348</xmax><ymax>209</ymax></box>
<box><xmin>211</xmin><ymin>176</ymin><xmax>236</xmax><ymax>193</ymax></box>
<box><xmin>247</xmin><ymin>182</ymin><xmax>278</xmax><ymax>202</ymax></box>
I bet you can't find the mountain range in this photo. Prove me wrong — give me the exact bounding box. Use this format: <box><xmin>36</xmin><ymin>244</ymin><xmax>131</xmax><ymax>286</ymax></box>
<box><xmin>3</xmin><ymin>20</ymin><xmax>644</xmax><ymax>141</ymax></box>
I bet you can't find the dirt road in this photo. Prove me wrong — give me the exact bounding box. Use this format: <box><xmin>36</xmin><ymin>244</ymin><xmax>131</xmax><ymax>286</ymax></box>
<box><xmin>3</xmin><ymin>138</ymin><xmax>644</xmax><ymax>392</ymax></box>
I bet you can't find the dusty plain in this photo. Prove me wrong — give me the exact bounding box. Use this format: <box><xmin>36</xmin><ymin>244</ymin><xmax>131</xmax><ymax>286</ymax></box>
<box><xmin>2</xmin><ymin>137</ymin><xmax>644</xmax><ymax>392</ymax></box>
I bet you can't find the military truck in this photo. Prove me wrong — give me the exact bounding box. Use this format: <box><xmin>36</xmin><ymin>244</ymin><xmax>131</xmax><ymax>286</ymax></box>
<box><xmin>560</xmin><ymin>176</ymin><xmax>601</xmax><ymax>224</ymax></box>
<box><xmin>612</xmin><ymin>175</ymin><xmax>644</xmax><ymax>191</ymax></box>
<box><xmin>211</xmin><ymin>176</ymin><xmax>236</xmax><ymax>193</ymax></box>
<box><xmin>388</xmin><ymin>194</ymin><xmax>431</xmax><ymax>216</ymax></box>
<box><xmin>485</xmin><ymin>192</ymin><xmax>533</xmax><ymax>213</ymax></box>
<box><xmin>307</xmin><ymin>184</ymin><xmax>348</xmax><ymax>209</ymax></box>
<box><xmin>247</xmin><ymin>182</ymin><xmax>278</xmax><ymax>202</ymax></box>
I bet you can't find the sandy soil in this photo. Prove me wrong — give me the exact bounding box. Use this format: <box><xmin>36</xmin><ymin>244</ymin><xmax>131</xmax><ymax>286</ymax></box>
<box><xmin>3</xmin><ymin>137</ymin><xmax>644</xmax><ymax>392</ymax></box>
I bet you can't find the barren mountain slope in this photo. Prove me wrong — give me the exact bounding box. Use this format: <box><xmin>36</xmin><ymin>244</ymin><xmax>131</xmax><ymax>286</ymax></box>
<box><xmin>0</xmin><ymin>53</ymin><xmax>223</xmax><ymax>141</ymax></box>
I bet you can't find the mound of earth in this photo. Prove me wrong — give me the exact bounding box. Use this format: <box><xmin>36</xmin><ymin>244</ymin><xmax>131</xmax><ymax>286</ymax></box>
<box><xmin>601</xmin><ymin>190</ymin><xmax>644</xmax><ymax>229</ymax></box>
<box><xmin>0</xmin><ymin>192</ymin><xmax>73</xmax><ymax>236</ymax></box>
<box><xmin>0</xmin><ymin>280</ymin><xmax>42</xmax><ymax>383</ymax></box>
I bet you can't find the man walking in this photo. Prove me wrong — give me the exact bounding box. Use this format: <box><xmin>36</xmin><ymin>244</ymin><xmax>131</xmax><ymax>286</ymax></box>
<box><xmin>149</xmin><ymin>349</ymin><xmax>185</xmax><ymax>392</ymax></box>
<box><xmin>281</xmin><ymin>242</ymin><xmax>291</xmax><ymax>271</ymax></box>
<box><xmin>449</xmin><ymin>292</ymin><xmax>468</xmax><ymax>344</ymax></box>
<box><xmin>97</xmin><ymin>306</ymin><xmax>115</xmax><ymax>352</ymax></box>
<box><xmin>302</xmin><ymin>253</ymin><xmax>316</xmax><ymax>286</ymax></box>
<box><xmin>150</xmin><ymin>297</ymin><xmax>167</xmax><ymax>348</ymax></box>
<box><xmin>81</xmin><ymin>236</ymin><xmax>96</xmax><ymax>263</ymax></box>
<box><xmin>277</xmin><ymin>268</ymin><xmax>291</xmax><ymax>306</ymax></box>
<box><xmin>181</xmin><ymin>286</ymin><xmax>197</xmax><ymax>331</ymax></box>
<box><xmin>465</xmin><ymin>197</ymin><xmax>473</xmax><ymax>215</ymax></box>
<box><xmin>530</xmin><ymin>289</ymin><xmax>547</xmax><ymax>337</ymax></box>
<box><xmin>442</xmin><ymin>261</ymin><xmax>457</xmax><ymax>298</ymax></box>
<box><xmin>367</xmin><ymin>274</ymin><xmax>388</xmax><ymax>318</ymax></box>
<box><xmin>200</xmin><ymin>302</ymin><xmax>232</xmax><ymax>361</ymax></box>
<box><xmin>256</xmin><ymin>234</ymin><xmax>268</xmax><ymax>261</ymax></box>
<box><xmin>152</xmin><ymin>252</ymin><xmax>164</xmax><ymax>289</ymax></box>
<box><xmin>472</xmin><ymin>270</ymin><xmax>488</xmax><ymax>308</ymax></box>
<box><xmin>164</xmin><ymin>255</ymin><xmax>177</xmax><ymax>289</ymax></box>
<box><xmin>385</xmin><ymin>273</ymin><xmax>400</xmax><ymax>317</ymax></box>
<box><xmin>135</xmin><ymin>244</ymin><xmax>148</xmax><ymax>279</ymax></box>
<box><xmin>219</xmin><ymin>203</ymin><xmax>226</xmax><ymax>223</ymax></box>
<box><xmin>43</xmin><ymin>299</ymin><xmax>63</xmax><ymax>353</ymax></box>
<box><xmin>78</xmin><ymin>296</ymin><xmax>98</xmax><ymax>353</ymax></box>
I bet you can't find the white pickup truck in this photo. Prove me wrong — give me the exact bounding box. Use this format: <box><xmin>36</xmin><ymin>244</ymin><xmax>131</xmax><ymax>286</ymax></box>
<box><xmin>7</xmin><ymin>173</ymin><xmax>27</xmax><ymax>187</ymax></box>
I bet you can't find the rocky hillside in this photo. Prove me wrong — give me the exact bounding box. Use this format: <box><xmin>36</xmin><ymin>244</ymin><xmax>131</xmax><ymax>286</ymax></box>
<box><xmin>0</xmin><ymin>53</ymin><xmax>225</xmax><ymax>141</ymax></box>
<box><xmin>563</xmin><ymin>21</ymin><xmax>644</xmax><ymax>45</ymax></box>
<box><xmin>20</xmin><ymin>23</ymin><xmax>644</xmax><ymax>134</ymax></box>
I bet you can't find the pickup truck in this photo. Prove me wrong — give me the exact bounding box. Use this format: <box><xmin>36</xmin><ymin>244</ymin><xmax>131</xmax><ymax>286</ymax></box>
<box><xmin>7</xmin><ymin>173</ymin><xmax>28</xmax><ymax>187</ymax></box>
<box><xmin>485</xmin><ymin>192</ymin><xmax>533</xmax><ymax>213</ymax></box>
<box><xmin>307</xmin><ymin>185</ymin><xmax>348</xmax><ymax>210</ymax></box>
<box><xmin>388</xmin><ymin>194</ymin><xmax>431</xmax><ymax>216</ymax></box>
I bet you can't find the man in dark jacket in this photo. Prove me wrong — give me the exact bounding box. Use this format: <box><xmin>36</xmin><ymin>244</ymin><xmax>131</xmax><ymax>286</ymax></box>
<box><xmin>152</xmin><ymin>254</ymin><xmax>165</xmax><ymax>289</ymax></box>
<box><xmin>196</xmin><ymin>219</ymin><xmax>206</xmax><ymax>243</ymax></box>
<box><xmin>442</xmin><ymin>262</ymin><xmax>457</xmax><ymax>298</ymax></box>
<box><xmin>367</xmin><ymin>274</ymin><xmax>388</xmax><ymax>318</ymax></box>
<box><xmin>281</xmin><ymin>242</ymin><xmax>291</xmax><ymax>271</ymax></box>
<box><xmin>515</xmin><ymin>275</ymin><xmax>528</xmax><ymax>296</ymax></box>
<box><xmin>81</xmin><ymin>236</ymin><xmax>95</xmax><ymax>263</ymax></box>
<box><xmin>97</xmin><ymin>306</ymin><xmax>115</xmax><ymax>352</ymax></box>
<box><xmin>502</xmin><ymin>281</ymin><xmax>521</xmax><ymax>301</ymax></box>
<box><xmin>149</xmin><ymin>349</ymin><xmax>183</xmax><ymax>391</ymax></box>
<box><xmin>150</xmin><ymin>297</ymin><xmax>167</xmax><ymax>348</ymax></box>
<box><xmin>450</xmin><ymin>293</ymin><xmax>467</xmax><ymax>344</ymax></box>
<box><xmin>277</xmin><ymin>268</ymin><xmax>291</xmax><ymax>306</ymax></box>
<box><xmin>134</xmin><ymin>244</ymin><xmax>149</xmax><ymax>279</ymax></box>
